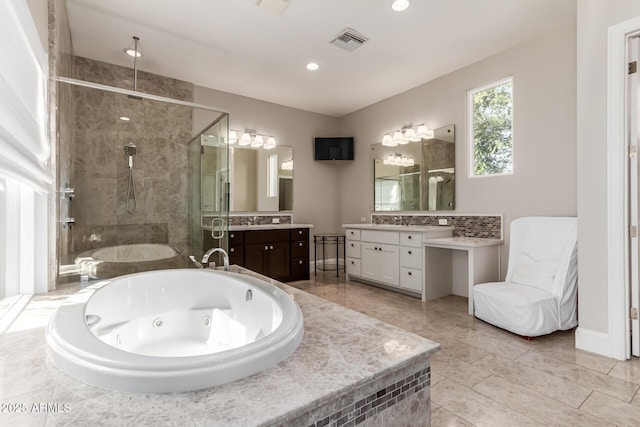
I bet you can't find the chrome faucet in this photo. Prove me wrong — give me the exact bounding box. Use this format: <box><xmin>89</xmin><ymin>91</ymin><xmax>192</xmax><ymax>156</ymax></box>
<box><xmin>201</xmin><ymin>247</ymin><xmax>230</xmax><ymax>271</ymax></box>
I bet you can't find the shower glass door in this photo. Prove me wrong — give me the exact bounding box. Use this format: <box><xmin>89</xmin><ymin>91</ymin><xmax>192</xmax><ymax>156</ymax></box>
<box><xmin>189</xmin><ymin>113</ymin><xmax>230</xmax><ymax>264</ymax></box>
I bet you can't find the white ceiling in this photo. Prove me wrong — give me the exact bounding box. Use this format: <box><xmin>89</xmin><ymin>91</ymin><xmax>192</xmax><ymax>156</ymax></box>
<box><xmin>65</xmin><ymin>0</ymin><xmax>575</xmax><ymax>117</ymax></box>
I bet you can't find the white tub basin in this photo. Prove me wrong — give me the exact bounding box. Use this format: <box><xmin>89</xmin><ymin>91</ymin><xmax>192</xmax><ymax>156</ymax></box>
<box><xmin>46</xmin><ymin>269</ymin><xmax>304</xmax><ymax>393</ymax></box>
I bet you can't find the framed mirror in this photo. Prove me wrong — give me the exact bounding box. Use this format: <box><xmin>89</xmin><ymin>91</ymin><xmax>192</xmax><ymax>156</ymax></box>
<box><xmin>372</xmin><ymin>124</ymin><xmax>455</xmax><ymax>211</ymax></box>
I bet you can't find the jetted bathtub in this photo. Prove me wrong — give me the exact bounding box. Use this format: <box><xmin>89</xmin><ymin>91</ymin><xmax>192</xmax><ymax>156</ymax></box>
<box><xmin>46</xmin><ymin>269</ymin><xmax>304</xmax><ymax>393</ymax></box>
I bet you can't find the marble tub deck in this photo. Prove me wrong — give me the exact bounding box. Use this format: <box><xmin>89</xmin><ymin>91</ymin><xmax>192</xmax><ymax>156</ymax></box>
<box><xmin>0</xmin><ymin>268</ymin><xmax>438</xmax><ymax>426</ymax></box>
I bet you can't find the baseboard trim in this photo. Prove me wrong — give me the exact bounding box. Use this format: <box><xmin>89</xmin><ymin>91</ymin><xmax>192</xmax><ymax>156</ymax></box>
<box><xmin>575</xmin><ymin>327</ymin><xmax>615</xmax><ymax>358</ymax></box>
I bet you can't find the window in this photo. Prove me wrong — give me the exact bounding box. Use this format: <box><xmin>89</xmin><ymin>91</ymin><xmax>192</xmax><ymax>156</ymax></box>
<box><xmin>468</xmin><ymin>77</ymin><xmax>513</xmax><ymax>177</ymax></box>
<box><xmin>0</xmin><ymin>0</ymin><xmax>50</xmax><ymax>297</ymax></box>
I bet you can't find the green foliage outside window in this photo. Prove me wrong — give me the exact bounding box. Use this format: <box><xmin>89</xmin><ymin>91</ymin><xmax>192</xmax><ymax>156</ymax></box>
<box><xmin>472</xmin><ymin>80</ymin><xmax>513</xmax><ymax>176</ymax></box>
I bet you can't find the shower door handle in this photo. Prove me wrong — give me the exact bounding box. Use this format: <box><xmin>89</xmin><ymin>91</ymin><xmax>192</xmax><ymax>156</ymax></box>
<box><xmin>211</xmin><ymin>217</ymin><xmax>224</xmax><ymax>240</ymax></box>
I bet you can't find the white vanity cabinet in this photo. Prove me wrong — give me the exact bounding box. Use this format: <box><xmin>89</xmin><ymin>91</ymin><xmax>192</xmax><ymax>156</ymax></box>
<box><xmin>344</xmin><ymin>224</ymin><xmax>454</xmax><ymax>299</ymax></box>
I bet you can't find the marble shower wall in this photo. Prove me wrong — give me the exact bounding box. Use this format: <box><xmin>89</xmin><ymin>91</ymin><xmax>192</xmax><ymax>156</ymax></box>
<box><xmin>70</xmin><ymin>57</ymin><xmax>195</xmax><ymax>255</ymax></box>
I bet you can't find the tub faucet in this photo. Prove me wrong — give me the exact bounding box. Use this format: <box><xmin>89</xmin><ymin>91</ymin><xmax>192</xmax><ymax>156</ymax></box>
<box><xmin>202</xmin><ymin>247</ymin><xmax>230</xmax><ymax>271</ymax></box>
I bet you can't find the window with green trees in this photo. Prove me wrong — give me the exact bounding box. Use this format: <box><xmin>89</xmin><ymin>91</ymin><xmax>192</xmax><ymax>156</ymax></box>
<box><xmin>468</xmin><ymin>77</ymin><xmax>513</xmax><ymax>176</ymax></box>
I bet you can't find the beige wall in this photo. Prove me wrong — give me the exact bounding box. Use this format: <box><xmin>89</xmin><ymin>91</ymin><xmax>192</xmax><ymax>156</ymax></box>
<box><xmin>193</xmin><ymin>87</ymin><xmax>341</xmax><ymax>236</ymax></box>
<box><xmin>576</xmin><ymin>1</ymin><xmax>640</xmax><ymax>336</ymax></box>
<box><xmin>337</xmin><ymin>24</ymin><xmax>578</xmax><ymax>276</ymax></box>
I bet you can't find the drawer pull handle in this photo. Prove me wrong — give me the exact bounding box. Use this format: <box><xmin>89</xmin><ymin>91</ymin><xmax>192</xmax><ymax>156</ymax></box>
<box><xmin>299</xmin><ymin>242</ymin><xmax>303</xmax><ymax>247</ymax></box>
<box><xmin>230</xmin><ymin>233</ymin><xmax>234</xmax><ymax>238</ymax></box>
<box><xmin>299</xmin><ymin>260</ymin><xmax>303</xmax><ymax>264</ymax></box>
<box><xmin>408</xmin><ymin>272</ymin><xmax>412</xmax><ymax>276</ymax></box>
<box><xmin>230</xmin><ymin>248</ymin><xmax>235</xmax><ymax>253</ymax></box>
<box><xmin>408</xmin><ymin>235</ymin><xmax>412</xmax><ymax>239</ymax></box>
<box><xmin>408</xmin><ymin>250</ymin><xmax>412</xmax><ymax>255</ymax></box>
<box><xmin>299</xmin><ymin>230</ymin><xmax>302</xmax><ymax>234</ymax></box>
<box><xmin>351</xmin><ymin>243</ymin><xmax>354</xmax><ymax>247</ymax></box>
<box><xmin>351</xmin><ymin>261</ymin><xmax>355</xmax><ymax>265</ymax></box>
<box><xmin>264</xmin><ymin>246</ymin><xmax>269</xmax><ymax>251</ymax></box>
<box><xmin>270</xmin><ymin>245</ymin><xmax>274</xmax><ymax>250</ymax></box>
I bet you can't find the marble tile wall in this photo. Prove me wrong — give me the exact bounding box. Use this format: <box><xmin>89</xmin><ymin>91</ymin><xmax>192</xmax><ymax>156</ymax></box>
<box><xmin>69</xmin><ymin>57</ymin><xmax>195</xmax><ymax>255</ymax></box>
<box><xmin>372</xmin><ymin>214</ymin><xmax>502</xmax><ymax>239</ymax></box>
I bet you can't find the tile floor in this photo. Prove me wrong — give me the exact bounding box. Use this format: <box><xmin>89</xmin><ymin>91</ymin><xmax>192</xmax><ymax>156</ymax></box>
<box><xmin>289</xmin><ymin>272</ymin><xmax>640</xmax><ymax>426</ymax></box>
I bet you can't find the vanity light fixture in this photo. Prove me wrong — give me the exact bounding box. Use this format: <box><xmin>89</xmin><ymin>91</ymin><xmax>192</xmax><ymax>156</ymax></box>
<box><xmin>391</xmin><ymin>0</ymin><xmax>410</xmax><ymax>12</ymax></box>
<box><xmin>119</xmin><ymin>116</ymin><xmax>131</xmax><ymax>122</ymax></box>
<box><xmin>381</xmin><ymin>123</ymin><xmax>433</xmax><ymax>146</ymax></box>
<box><xmin>232</xmin><ymin>129</ymin><xmax>277</xmax><ymax>149</ymax></box>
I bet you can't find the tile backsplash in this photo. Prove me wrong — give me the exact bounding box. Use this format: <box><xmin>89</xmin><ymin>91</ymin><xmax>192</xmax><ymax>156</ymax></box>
<box><xmin>372</xmin><ymin>214</ymin><xmax>502</xmax><ymax>239</ymax></box>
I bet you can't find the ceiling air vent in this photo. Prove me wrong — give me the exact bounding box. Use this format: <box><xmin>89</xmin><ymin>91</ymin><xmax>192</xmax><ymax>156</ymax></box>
<box><xmin>330</xmin><ymin>28</ymin><xmax>369</xmax><ymax>52</ymax></box>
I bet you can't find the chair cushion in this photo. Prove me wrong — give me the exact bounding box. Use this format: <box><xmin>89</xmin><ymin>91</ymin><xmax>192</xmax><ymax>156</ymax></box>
<box><xmin>473</xmin><ymin>281</ymin><xmax>559</xmax><ymax>336</ymax></box>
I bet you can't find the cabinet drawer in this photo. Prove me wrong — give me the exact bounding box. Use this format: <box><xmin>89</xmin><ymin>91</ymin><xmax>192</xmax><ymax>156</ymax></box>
<box><xmin>291</xmin><ymin>257</ymin><xmax>309</xmax><ymax>276</ymax></box>
<box><xmin>361</xmin><ymin>230</ymin><xmax>399</xmax><ymax>245</ymax></box>
<box><xmin>229</xmin><ymin>231</ymin><xmax>244</xmax><ymax>246</ymax></box>
<box><xmin>400</xmin><ymin>232</ymin><xmax>422</xmax><ymax>247</ymax></box>
<box><xmin>346</xmin><ymin>257</ymin><xmax>361</xmax><ymax>277</ymax></box>
<box><xmin>292</xmin><ymin>228</ymin><xmax>309</xmax><ymax>240</ymax></box>
<box><xmin>229</xmin><ymin>246</ymin><xmax>244</xmax><ymax>266</ymax></box>
<box><xmin>346</xmin><ymin>229</ymin><xmax>361</xmax><ymax>241</ymax></box>
<box><xmin>400</xmin><ymin>267</ymin><xmax>422</xmax><ymax>293</ymax></box>
<box><xmin>400</xmin><ymin>247</ymin><xmax>422</xmax><ymax>269</ymax></box>
<box><xmin>292</xmin><ymin>240</ymin><xmax>308</xmax><ymax>258</ymax></box>
<box><xmin>345</xmin><ymin>241</ymin><xmax>361</xmax><ymax>259</ymax></box>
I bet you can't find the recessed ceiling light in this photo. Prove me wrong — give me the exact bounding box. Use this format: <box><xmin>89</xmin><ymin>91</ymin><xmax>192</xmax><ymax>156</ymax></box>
<box><xmin>306</xmin><ymin>62</ymin><xmax>319</xmax><ymax>71</ymax></box>
<box><xmin>391</xmin><ymin>0</ymin><xmax>410</xmax><ymax>12</ymax></box>
<box><xmin>123</xmin><ymin>48</ymin><xmax>142</xmax><ymax>58</ymax></box>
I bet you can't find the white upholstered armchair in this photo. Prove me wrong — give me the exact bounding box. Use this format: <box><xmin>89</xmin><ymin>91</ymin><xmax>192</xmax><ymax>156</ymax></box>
<box><xmin>473</xmin><ymin>217</ymin><xmax>578</xmax><ymax>337</ymax></box>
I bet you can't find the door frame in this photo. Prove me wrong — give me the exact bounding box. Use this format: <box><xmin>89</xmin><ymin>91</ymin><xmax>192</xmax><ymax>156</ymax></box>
<box><xmin>606</xmin><ymin>16</ymin><xmax>640</xmax><ymax>360</ymax></box>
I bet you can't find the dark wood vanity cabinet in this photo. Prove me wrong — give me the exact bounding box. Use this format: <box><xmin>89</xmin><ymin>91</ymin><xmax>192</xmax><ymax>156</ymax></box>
<box><xmin>203</xmin><ymin>227</ymin><xmax>310</xmax><ymax>282</ymax></box>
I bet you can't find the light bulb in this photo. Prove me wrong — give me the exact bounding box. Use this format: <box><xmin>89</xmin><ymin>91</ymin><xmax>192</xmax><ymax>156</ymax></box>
<box><xmin>392</xmin><ymin>0</ymin><xmax>410</xmax><ymax>12</ymax></box>
<box><xmin>239</xmin><ymin>132</ymin><xmax>252</xmax><ymax>146</ymax></box>
<box><xmin>228</xmin><ymin>131</ymin><xmax>237</xmax><ymax>145</ymax></box>
<box><xmin>382</xmin><ymin>134</ymin><xmax>396</xmax><ymax>146</ymax></box>
<box><xmin>251</xmin><ymin>134</ymin><xmax>264</xmax><ymax>147</ymax></box>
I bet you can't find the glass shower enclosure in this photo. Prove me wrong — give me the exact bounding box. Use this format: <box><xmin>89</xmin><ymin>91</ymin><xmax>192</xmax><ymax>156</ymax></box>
<box><xmin>56</xmin><ymin>78</ymin><xmax>229</xmax><ymax>284</ymax></box>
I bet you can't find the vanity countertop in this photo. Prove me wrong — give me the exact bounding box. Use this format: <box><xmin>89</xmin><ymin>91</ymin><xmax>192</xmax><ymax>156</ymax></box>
<box><xmin>342</xmin><ymin>223</ymin><xmax>455</xmax><ymax>232</ymax></box>
<box><xmin>202</xmin><ymin>224</ymin><xmax>313</xmax><ymax>231</ymax></box>
<box><xmin>423</xmin><ymin>236</ymin><xmax>504</xmax><ymax>248</ymax></box>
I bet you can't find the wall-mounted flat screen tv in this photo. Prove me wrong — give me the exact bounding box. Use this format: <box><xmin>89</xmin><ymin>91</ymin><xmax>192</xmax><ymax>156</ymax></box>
<box><xmin>314</xmin><ymin>137</ymin><xmax>354</xmax><ymax>161</ymax></box>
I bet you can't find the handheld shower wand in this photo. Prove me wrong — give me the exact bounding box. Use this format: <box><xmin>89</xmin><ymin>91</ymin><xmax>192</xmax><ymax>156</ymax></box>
<box><xmin>124</xmin><ymin>143</ymin><xmax>137</xmax><ymax>214</ymax></box>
